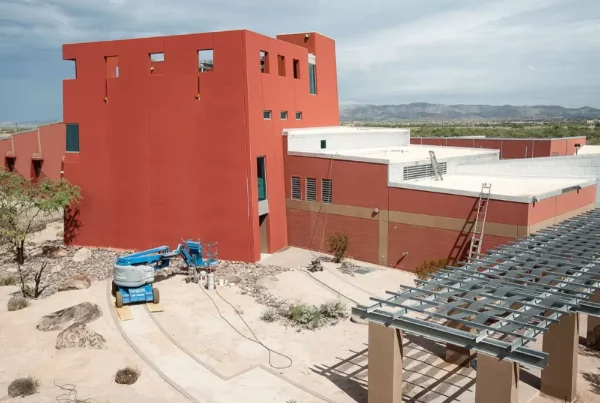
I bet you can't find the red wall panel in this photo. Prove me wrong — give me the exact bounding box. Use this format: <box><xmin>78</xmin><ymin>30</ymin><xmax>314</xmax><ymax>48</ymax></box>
<box><xmin>389</xmin><ymin>188</ymin><xmax>529</xmax><ymax>226</ymax></box>
<box><xmin>11</xmin><ymin>130</ymin><xmax>39</xmax><ymax>178</ymax></box>
<box><xmin>388</xmin><ymin>223</ymin><xmax>512</xmax><ymax>271</ymax></box>
<box><xmin>39</xmin><ymin>123</ymin><xmax>65</xmax><ymax>180</ymax></box>
<box><xmin>285</xmin><ymin>153</ymin><xmax>389</xmax><ymax>209</ymax></box>
<box><xmin>528</xmin><ymin>185</ymin><xmax>596</xmax><ymax>225</ymax></box>
<box><xmin>0</xmin><ymin>138</ymin><xmax>13</xmax><ymax>170</ymax></box>
<box><xmin>286</xmin><ymin>209</ymin><xmax>379</xmax><ymax>264</ymax></box>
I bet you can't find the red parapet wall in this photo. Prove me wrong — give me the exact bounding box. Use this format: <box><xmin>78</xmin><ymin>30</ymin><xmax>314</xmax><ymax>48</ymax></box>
<box><xmin>410</xmin><ymin>137</ymin><xmax>586</xmax><ymax>159</ymax></box>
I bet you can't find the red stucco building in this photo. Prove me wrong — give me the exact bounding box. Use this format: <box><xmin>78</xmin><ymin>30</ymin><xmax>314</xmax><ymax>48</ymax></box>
<box><xmin>1</xmin><ymin>122</ymin><xmax>65</xmax><ymax>180</ymax></box>
<box><xmin>61</xmin><ymin>30</ymin><xmax>339</xmax><ymax>263</ymax></box>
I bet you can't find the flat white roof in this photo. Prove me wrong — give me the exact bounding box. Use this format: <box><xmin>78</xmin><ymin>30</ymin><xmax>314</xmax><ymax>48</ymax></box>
<box><xmin>289</xmin><ymin>144</ymin><xmax>498</xmax><ymax>164</ymax></box>
<box><xmin>392</xmin><ymin>174</ymin><xmax>595</xmax><ymax>203</ymax></box>
<box><xmin>577</xmin><ymin>145</ymin><xmax>600</xmax><ymax>155</ymax></box>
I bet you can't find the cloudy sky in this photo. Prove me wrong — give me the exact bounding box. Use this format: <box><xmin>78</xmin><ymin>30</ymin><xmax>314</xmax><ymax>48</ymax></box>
<box><xmin>1</xmin><ymin>0</ymin><xmax>599</xmax><ymax>121</ymax></box>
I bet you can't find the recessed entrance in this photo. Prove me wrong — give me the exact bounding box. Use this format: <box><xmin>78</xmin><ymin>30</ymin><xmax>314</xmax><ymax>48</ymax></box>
<box><xmin>259</xmin><ymin>214</ymin><xmax>269</xmax><ymax>255</ymax></box>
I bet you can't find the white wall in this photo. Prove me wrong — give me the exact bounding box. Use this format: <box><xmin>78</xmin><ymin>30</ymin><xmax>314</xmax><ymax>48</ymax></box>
<box><xmin>456</xmin><ymin>155</ymin><xmax>600</xmax><ymax>205</ymax></box>
<box><xmin>287</xmin><ymin>129</ymin><xmax>410</xmax><ymax>152</ymax></box>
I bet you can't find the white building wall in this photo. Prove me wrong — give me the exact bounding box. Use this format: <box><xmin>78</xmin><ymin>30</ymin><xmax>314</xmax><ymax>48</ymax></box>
<box><xmin>456</xmin><ymin>155</ymin><xmax>600</xmax><ymax>205</ymax></box>
<box><xmin>286</xmin><ymin>129</ymin><xmax>410</xmax><ymax>152</ymax></box>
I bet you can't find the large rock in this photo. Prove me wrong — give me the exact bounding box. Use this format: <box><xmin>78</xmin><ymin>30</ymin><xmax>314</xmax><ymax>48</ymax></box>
<box><xmin>72</xmin><ymin>248</ymin><xmax>92</xmax><ymax>263</ymax></box>
<box><xmin>58</xmin><ymin>274</ymin><xmax>91</xmax><ymax>292</ymax></box>
<box><xmin>56</xmin><ymin>322</ymin><xmax>107</xmax><ymax>350</ymax></box>
<box><xmin>36</xmin><ymin>302</ymin><xmax>102</xmax><ymax>331</ymax></box>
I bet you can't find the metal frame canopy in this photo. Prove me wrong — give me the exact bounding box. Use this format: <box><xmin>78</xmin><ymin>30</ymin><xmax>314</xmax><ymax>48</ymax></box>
<box><xmin>352</xmin><ymin>209</ymin><xmax>600</xmax><ymax>369</ymax></box>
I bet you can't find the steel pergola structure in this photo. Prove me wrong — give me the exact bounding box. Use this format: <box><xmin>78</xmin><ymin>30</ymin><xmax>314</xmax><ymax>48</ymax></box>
<box><xmin>352</xmin><ymin>208</ymin><xmax>600</xmax><ymax>370</ymax></box>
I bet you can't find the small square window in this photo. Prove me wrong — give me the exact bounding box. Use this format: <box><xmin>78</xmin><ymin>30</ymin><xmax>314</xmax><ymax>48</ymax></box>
<box><xmin>280</xmin><ymin>111</ymin><xmax>288</xmax><ymax>120</ymax></box>
<box><xmin>295</xmin><ymin>112</ymin><xmax>302</xmax><ymax>120</ymax></box>
<box><xmin>263</xmin><ymin>110</ymin><xmax>272</xmax><ymax>120</ymax></box>
<box><xmin>320</xmin><ymin>140</ymin><xmax>326</xmax><ymax>149</ymax></box>
<box><xmin>149</xmin><ymin>52</ymin><xmax>164</xmax><ymax>74</ymax></box>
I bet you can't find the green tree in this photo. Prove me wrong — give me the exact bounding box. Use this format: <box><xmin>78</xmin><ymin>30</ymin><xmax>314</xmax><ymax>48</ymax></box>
<box><xmin>0</xmin><ymin>171</ymin><xmax>81</xmax><ymax>264</ymax></box>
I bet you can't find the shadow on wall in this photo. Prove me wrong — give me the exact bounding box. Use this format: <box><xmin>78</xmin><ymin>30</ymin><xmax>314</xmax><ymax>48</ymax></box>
<box><xmin>64</xmin><ymin>206</ymin><xmax>82</xmax><ymax>245</ymax></box>
<box><xmin>447</xmin><ymin>198</ymin><xmax>480</xmax><ymax>265</ymax></box>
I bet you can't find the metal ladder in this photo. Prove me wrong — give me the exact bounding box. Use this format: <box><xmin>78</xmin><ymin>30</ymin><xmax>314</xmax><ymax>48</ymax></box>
<box><xmin>429</xmin><ymin>151</ymin><xmax>444</xmax><ymax>181</ymax></box>
<box><xmin>468</xmin><ymin>183</ymin><xmax>492</xmax><ymax>261</ymax></box>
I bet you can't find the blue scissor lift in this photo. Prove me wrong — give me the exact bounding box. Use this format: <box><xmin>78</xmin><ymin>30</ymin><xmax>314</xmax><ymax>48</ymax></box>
<box><xmin>112</xmin><ymin>240</ymin><xmax>218</xmax><ymax>308</ymax></box>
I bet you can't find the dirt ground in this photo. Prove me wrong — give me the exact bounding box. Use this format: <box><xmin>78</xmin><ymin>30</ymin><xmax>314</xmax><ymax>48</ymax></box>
<box><xmin>1</xmin><ymin>223</ymin><xmax>600</xmax><ymax>403</ymax></box>
<box><xmin>0</xmin><ymin>282</ymin><xmax>189</xmax><ymax>403</ymax></box>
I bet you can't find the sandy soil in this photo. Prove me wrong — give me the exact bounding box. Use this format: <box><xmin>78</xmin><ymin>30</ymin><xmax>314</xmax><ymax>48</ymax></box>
<box><xmin>0</xmin><ymin>282</ymin><xmax>188</xmax><ymax>403</ymax></box>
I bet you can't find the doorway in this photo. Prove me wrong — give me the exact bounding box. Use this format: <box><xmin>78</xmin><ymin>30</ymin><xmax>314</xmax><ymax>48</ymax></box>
<box><xmin>259</xmin><ymin>214</ymin><xmax>269</xmax><ymax>254</ymax></box>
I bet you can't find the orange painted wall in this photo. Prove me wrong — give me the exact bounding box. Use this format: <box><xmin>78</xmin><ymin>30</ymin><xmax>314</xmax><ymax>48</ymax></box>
<box><xmin>550</xmin><ymin>137</ymin><xmax>587</xmax><ymax>156</ymax></box>
<box><xmin>287</xmin><ymin>209</ymin><xmax>379</xmax><ymax>264</ymax></box>
<box><xmin>528</xmin><ymin>185</ymin><xmax>596</xmax><ymax>225</ymax></box>
<box><xmin>62</xmin><ymin>30</ymin><xmax>339</xmax><ymax>262</ymax></box>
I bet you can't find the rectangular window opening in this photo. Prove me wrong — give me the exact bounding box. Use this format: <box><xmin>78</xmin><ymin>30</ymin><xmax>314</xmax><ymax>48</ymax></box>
<box><xmin>306</xmin><ymin>178</ymin><xmax>316</xmax><ymax>202</ymax></box>
<box><xmin>320</xmin><ymin>139</ymin><xmax>326</xmax><ymax>149</ymax></box>
<box><xmin>277</xmin><ymin>55</ymin><xmax>286</xmax><ymax>76</ymax></box>
<box><xmin>280</xmin><ymin>111</ymin><xmax>288</xmax><ymax>120</ymax></box>
<box><xmin>293</xmin><ymin>59</ymin><xmax>300</xmax><ymax>79</ymax></box>
<box><xmin>322</xmin><ymin>179</ymin><xmax>332</xmax><ymax>204</ymax></box>
<box><xmin>105</xmin><ymin>56</ymin><xmax>119</xmax><ymax>78</ymax></box>
<box><xmin>295</xmin><ymin>112</ymin><xmax>302</xmax><ymax>120</ymax></box>
<box><xmin>291</xmin><ymin>177</ymin><xmax>301</xmax><ymax>200</ymax></box>
<box><xmin>309</xmin><ymin>63</ymin><xmax>317</xmax><ymax>95</ymax></box>
<box><xmin>66</xmin><ymin>123</ymin><xmax>80</xmax><ymax>152</ymax></box>
<box><xmin>68</xmin><ymin>59</ymin><xmax>77</xmax><ymax>79</ymax></box>
<box><xmin>198</xmin><ymin>49</ymin><xmax>214</xmax><ymax>72</ymax></box>
<box><xmin>5</xmin><ymin>157</ymin><xmax>15</xmax><ymax>172</ymax></box>
<box><xmin>260</xmin><ymin>51</ymin><xmax>269</xmax><ymax>73</ymax></box>
<box><xmin>257</xmin><ymin>156</ymin><xmax>266</xmax><ymax>201</ymax></box>
<box><xmin>149</xmin><ymin>52</ymin><xmax>164</xmax><ymax>74</ymax></box>
<box><xmin>263</xmin><ymin>110</ymin><xmax>272</xmax><ymax>120</ymax></box>
<box><xmin>32</xmin><ymin>160</ymin><xmax>43</xmax><ymax>179</ymax></box>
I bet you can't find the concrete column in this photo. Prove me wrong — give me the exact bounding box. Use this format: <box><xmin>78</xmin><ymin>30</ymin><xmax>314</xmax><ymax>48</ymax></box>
<box><xmin>587</xmin><ymin>290</ymin><xmax>600</xmax><ymax>349</ymax></box>
<box><xmin>368</xmin><ymin>322</ymin><xmax>404</xmax><ymax>403</ymax></box>
<box><xmin>540</xmin><ymin>313</ymin><xmax>579</xmax><ymax>402</ymax></box>
<box><xmin>445</xmin><ymin>315</ymin><xmax>475</xmax><ymax>366</ymax></box>
<box><xmin>475</xmin><ymin>354</ymin><xmax>519</xmax><ymax>403</ymax></box>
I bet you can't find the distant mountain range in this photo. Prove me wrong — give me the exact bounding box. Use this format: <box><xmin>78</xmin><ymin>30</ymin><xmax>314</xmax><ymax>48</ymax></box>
<box><xmin>339</xmin><ymin>102</ymin><xmax>600</xmax><ymax>122</ymax></box>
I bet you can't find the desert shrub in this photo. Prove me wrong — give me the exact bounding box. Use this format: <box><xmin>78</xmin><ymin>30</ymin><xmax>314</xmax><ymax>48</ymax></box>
<box><xmin>415</xmin><ymin>258</ymin><xmax>449</xmax><ymax>281</ymax></box>
<box><xmin>0</xmin><ymin>276</ymin><xmax>18</xmax><ymax>286</ymax></box>
<box><xmin>260</xmin><ymin>307</ymin><xmax>278</xmax><ymax>323</ymax></box>
<box><xmin>328</xmin><ymin>232</ymin><xmax>349</xmax><ymax>263</ymax></box>
<box><xmin>115</xmin><ymin>367</ymin><xmax>140</xmax><ymax>385</ymax></box>
<box><xmin>17</xmin><ymin>262</ymin><xmax>48</xmax><ymax>299</ymax></box>
<box><xmin>279</xmin><ymin>299</ymin><xmax>348</xmax><ymax>330</ymax></box>
<box><xmin>7</xmin><ymin>376</ymin><xmax>39</xmax><ymax>398</ymax></box>
<box><xmin>7</xmin><ymin>296</ymin><xmax>29</xmax><ymax>311</ymax></box>
<box><xmin>319</xmin><ymin>299</ymin><xmax>348</xmax><ymax>320</ymax></box>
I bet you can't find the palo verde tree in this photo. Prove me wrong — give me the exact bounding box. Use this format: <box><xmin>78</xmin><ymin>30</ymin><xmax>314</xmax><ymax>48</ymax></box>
<box><xmin>0</xmin><ymin>170</ymin><xmax>81</xmax><ymax>264</ymax></box>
